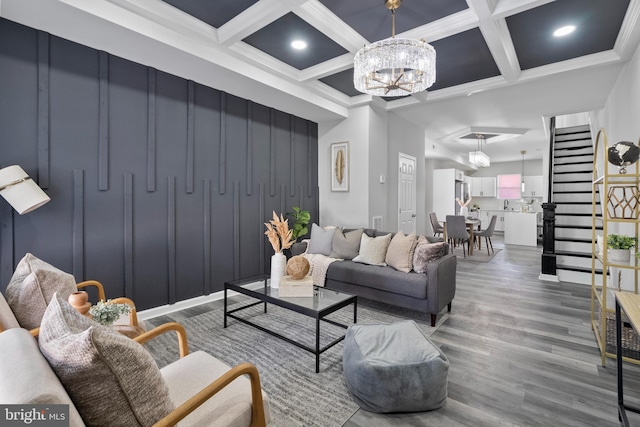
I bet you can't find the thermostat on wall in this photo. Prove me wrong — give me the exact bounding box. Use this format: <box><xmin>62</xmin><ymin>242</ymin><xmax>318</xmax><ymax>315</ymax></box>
<box><xmin>379</xmin><ymin>175</ymin><xmax>385</xmax><ymax>184</ymax></box>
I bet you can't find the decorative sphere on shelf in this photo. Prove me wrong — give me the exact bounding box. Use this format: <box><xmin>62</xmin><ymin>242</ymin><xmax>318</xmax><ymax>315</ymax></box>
<box><xmin>608</xmin><ymin>141</ymin><xmax>640</xmax><ymax>174</ymax></box>
<box><xmin>286</xmin><ymin>256</ymin><xmax>310</xmax><ymax>280</ymax></box>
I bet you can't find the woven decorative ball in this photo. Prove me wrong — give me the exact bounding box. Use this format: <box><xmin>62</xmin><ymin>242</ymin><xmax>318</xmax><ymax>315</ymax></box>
<box><xmin>286</xmin><ymin>256</ymin><xmax>310</xmax><ymax>280</ymax></box>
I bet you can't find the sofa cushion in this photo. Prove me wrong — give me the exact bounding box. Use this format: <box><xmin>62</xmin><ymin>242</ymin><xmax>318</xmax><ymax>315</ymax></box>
<box><xmin>353</xmin><ymin>233</ymin><xmax>392</xmax><ymax>266</ymax></box>
<box><xmin>161</xmin><ymin>351</ymin><xmax>271</xmax><ymax>427</ymax></box>
<box><xmin>0</xmin><ymin>328</ymin><xmax>85</xmax><ymax>427</ymax></box>
<box><xmin>5</xmin><ymin>253</ymin><xmax>77</xmax><ymax>330</ymax></box>
<box><xmin>326</xmin><ymin>261</ymin><xmax>428</xmax><ymax>299</ymax></box>
<box><xmin>331</xmin><ymin>228</ymin><xmax>363</xmax><ymax>259</ymax></box>
<box><xmin>307</xmin><ymin>224</ymin><xmax>335</xmax><ymax>256</ymax></box>
<box><xmin>39</xmin><ymin>293</ymin><xmax>175</xmax><ymax>427</ymax></box>
<box><xmin>413</xmin><ymin>242</ymin><xmax>448</xmax><ymax>275</ymax></box>
<box><xmin>0</xmin><ymin>291</ymin><xmax>20</xmax><ymax>330</ymax></box>
<box><xmin>385</xmin><ymin>233</ymin><xmax>417</xmax><ymax>273</ymax></box>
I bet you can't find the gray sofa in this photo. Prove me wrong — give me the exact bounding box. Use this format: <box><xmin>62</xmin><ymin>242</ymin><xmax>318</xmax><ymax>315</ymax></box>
<box><xmin>291</xmin><ymin>229</ymin><xmax>457</xmax><ymax>326</ymax></box>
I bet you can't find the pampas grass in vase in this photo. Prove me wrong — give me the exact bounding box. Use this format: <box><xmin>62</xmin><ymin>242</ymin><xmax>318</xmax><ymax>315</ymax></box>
<box><xmin>264</xmin><ymin>211</ymin><xmax>294</xmax><ymax>288</ymax></box>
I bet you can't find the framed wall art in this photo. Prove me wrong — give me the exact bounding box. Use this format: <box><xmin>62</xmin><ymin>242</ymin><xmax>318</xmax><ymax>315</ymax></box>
<box><xmin>331</xmin><ymin>142</ymin><xmax>349</xmax><ymax>192</ymax></box>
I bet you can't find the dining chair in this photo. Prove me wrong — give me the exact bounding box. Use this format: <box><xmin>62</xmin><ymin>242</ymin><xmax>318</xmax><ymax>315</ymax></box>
<box><xmin>475</xmin><ymin>215</ymin><xmax>497</xmax><ymax>256</ymax></box>
<box><xmin>445</xmin><ymin>215</ymin><xmax>470</xmax><ymax>258</ymax></box>
<box><xmin>429</xmin><ymin>212</ymin><xmax>444</xmax><ymax>237</ymax></box>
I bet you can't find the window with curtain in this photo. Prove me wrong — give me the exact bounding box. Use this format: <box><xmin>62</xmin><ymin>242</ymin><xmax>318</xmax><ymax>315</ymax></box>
<box><xmin>498</xmin><ymin>174</ymin><xmax>521</xmax><ymax>200</ymax></box>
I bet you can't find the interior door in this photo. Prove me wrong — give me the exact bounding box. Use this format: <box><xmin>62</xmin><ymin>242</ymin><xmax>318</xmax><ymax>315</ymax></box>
<box><xmin>398</xmin><ymin>153</ymin><xmax>417</xmax><ymax>234</ymax></box>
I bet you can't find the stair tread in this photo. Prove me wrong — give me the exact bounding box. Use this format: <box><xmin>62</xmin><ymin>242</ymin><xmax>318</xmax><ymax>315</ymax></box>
<box><xmin>553</xmin><ymin>171</ymin><xmax>592</xmax><ymax>175</ymax></box>
<box><xmin>555</xmin><ymin>237</ymin><xmax>592</xmax><ymax>243</ymax></box>
<box><xmin>557</xmin><ymin>265</ymin><xmax>606</xmax><ymax>274</ymax></box>
<box><xmin>555</xmin><ymin>213</ymin><xmax>598</xmax><ymax>217</ymax></box>
<box><xmin>553</xmin><ymin>190</ymin><xmax>593</xmax><ymax>193</ymax></box>
<box><xmin>556</xmin><ymin>250</ymin><xmax>593</xmax><ymax>258</ymax></box>
<box><xmin>556</xmin><ymin>224</ymin><xmax>602</xmax><ymax>229</ymax></box>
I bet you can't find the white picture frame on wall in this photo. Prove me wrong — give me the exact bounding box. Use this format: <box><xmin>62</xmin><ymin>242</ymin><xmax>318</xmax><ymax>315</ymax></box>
<box><xmin>331</xmin><ymin>142</ymin><xmax>349</xmax><ymax>192</ymax></box>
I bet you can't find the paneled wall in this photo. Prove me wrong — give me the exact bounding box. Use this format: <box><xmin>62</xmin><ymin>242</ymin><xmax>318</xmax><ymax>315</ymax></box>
<box><xmin>0</xmin><ymin>19</ymin><xmax>319</xmax><ymax>310</ymax></box>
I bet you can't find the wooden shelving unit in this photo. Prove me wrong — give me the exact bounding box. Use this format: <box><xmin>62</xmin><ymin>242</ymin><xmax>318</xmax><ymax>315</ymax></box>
<box><xmin>591</xmin><ymin>129</ymin><xmax>640</xmax><ymax>366</ymax></box>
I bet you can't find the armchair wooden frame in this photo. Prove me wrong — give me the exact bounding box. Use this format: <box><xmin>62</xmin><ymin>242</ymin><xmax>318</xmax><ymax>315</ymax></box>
<box><xmin>134</xmin><ymin>322</ymin><xmax>267</xmax><ymax>427</ymax></box>
<box><xmin>7</xmin><ymin>280</ymin><xmax>142</xmax><ymax>337</ymax></box>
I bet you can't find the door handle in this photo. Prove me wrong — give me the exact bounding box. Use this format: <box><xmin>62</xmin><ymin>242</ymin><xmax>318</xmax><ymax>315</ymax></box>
<box><xmin>412</xmin><ymin>214</ymin><xmax>416</xmax><ymax>217</ymax></box>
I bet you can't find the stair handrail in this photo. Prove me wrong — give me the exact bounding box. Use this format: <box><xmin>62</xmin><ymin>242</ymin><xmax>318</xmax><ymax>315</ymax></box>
<box><xmin>547</xmin><ymin>117</ymin><xmax>556</xmax><ymax>203</ymax></box>
<box><xmin>541</xmin><ymin>116</ymin><xmax>557</xmax><ymax>277</ymax></box>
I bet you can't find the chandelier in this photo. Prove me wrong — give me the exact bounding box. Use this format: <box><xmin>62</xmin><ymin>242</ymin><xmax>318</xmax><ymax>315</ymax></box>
<box><xmin>469</xmin><ymin>134</ymin><xmax>490</xmax><ymax>168</ymax></box>
<box><xmin>353</xmin><ymin>0</ymin><xmax>436</xmax><ymax>97</ymax></box>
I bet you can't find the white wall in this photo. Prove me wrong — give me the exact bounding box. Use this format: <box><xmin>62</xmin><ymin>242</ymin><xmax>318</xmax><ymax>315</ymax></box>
<box><xmin>318</xmin><ymin>106</ymin><xmax>371</xmax><ymax>228</ymax></box>
<box><xmin>387</xmin><ymin>113</ymin><xmax>427</xmax><ymax>234</ymax></box>
<box><xmin>368</xmin><ymin>106</ymin><xmax>389</xmax><ymax>229</ymax></box>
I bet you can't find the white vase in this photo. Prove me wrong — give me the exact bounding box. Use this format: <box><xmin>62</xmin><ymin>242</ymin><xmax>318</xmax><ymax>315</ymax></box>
<box><xmin>609</xmin><ymin>248</ymin><xmax>631</xmax><ymax>263</ymax></box>
<box><xmin>459</xmin><ymin>207</ymin><xmax>468</xmax><ymax>218</ymax></box>
<box><xmin>270</xmin><ymin>252</ymin><xmax>286</xmax><ymax>289</ymax></box>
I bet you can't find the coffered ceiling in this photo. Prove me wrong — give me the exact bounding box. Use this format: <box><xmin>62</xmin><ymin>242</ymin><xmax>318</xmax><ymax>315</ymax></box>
<box><xmin>2</xmin><ymin>0</ymin><xmax>640</xmax><ymax>166</ymax></box>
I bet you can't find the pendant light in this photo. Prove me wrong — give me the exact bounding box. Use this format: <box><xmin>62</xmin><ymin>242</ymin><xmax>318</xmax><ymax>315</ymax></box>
<box><xmin>520</xmin><ymin>150</ymin><xmax>526</xmax><ymax>192</ymax></box>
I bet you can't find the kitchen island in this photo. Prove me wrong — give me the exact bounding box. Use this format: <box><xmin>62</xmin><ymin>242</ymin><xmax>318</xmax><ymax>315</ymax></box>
<box><xmin>504</xmin><ymin>212</ymin><xmax>539</xmax><ymax>246</ymax></box>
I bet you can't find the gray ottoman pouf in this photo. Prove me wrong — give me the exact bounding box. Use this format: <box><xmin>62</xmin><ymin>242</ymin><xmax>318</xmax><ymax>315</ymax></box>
<box><xmin>342</xmin><ymin>320</ymin><xmax>449</xmax><ymax>413</ymax></box>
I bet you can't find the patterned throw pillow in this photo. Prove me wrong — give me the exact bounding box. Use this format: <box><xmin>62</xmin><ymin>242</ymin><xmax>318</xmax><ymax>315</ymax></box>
<box><xmin>330</xmin><ymin>228</ymin><xmax>364</xmax><ymax>259</ymax></box>
<box><xmin>413</xmin><ymin>242</ymin><xmax>448</xmax><ymax>274</ymax></box>
<box><xmin>385</xmin><ymin>232</ymin><xmax>418</xmax><ymax>273</ymax></box>
<box><xmin>38</xmin><ymin>293</ymin><xmax>175</xmax><ymax>427</ymax></box>
<box><xmin>5</xmin><ymin>253</ymin><xmax>77</xmax><ymax>330</ymax></box>
<box><xmin>353</xmin><ymin>233</ymin><xmax>393</xmax><ymax>266</ymax></box>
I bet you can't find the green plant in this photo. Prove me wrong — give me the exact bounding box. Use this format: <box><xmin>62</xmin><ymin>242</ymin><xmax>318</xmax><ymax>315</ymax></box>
<box><xmin>287</xmin><ymin>206</ymin><xmax>311</xmax><ymax>241</ymax></box>
<box><xmin>89</xmin><ymin>300</ymin><xmax>132</xmax><ymax>326</ymax></box>
<box><xmin>607</xmin><ymin>234</ymin><xmax>637</xmax><ymax>250</ymax></box>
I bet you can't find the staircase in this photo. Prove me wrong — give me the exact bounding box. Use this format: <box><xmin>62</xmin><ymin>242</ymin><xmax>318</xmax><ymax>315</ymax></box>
<box><xmin>552</xmin><ymin>125</ymin><xmax>602</xmax><ymax>284</ymax></box>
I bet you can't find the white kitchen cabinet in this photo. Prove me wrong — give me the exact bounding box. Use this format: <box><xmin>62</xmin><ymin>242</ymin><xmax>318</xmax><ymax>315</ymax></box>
<box><xmin>483</xmin><ymin>210</ymin><xmax>505</xmax><ymax>231</ymax></box>
<box><xmin>469</xmin><ymin>177</ymin><xmax>497</xmax><ymax>197</ymax></box>
<box><xmin>522</xmin><ymin>176</ymin><xmax>544</xmax><ymax>197</ymax></box>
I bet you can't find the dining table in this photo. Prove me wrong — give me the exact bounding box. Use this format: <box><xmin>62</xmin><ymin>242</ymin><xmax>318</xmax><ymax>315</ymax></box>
<box><xmin>441</xmin><ymin>217</ymin><xmax>481</xmax><ymax>255</ymax></box>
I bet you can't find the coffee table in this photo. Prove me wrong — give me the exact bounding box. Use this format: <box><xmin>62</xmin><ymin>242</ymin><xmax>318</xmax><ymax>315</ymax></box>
<box><xmin>224</xmin><ymin>274</ymin><xmax>357</xmax><ymax>373</ymax></box>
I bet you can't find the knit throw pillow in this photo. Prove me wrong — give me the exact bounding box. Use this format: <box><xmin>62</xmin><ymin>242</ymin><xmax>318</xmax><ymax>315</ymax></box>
<box><xmin>5</xmin><ymin>253</ymin><xmax>77</xmax><ymax>330</ymax></box>
<box><xmin>353</xmin><ymin>233</ymin><xmax>392</xmax><ymax>266</ymax></box>
<box><xmin>38</xmin><ymin>293</ymin><xmax>174</xmax><ymax>427</ymax></box>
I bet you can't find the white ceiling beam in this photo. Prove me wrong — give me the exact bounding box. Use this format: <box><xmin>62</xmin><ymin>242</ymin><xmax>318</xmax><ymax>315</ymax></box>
<box><xmin>614</xmin><ymin>0</ymin><xmax>640</xmax><ymax>61</ymax></box>
<box><xmin>467</xmin><ymin>0</ymin><xmax>521</xmax><ymax>83</ymax></box>
<box><xmin>296</xmin><ymin>1</ymin><xmax>368</xmax><ymax>52</ymax></box>
<box><xmin>298</xmin><ymin>54</ymin><xmax>353</xmax><ymax>82</ymax></box>
<box><xmin>492</xmin><ymin>0</ymin><xmax>556</xmax><ymax>19</ymax></box>
<box><xmin>217</xmin><ymin>0</ymin><xmax>286</xmax><ymax>47</ymax></box>
<box><xmin>400</xmin><ymin>9</ymin><xmax>479</xmax><ymax>42</ymax></box>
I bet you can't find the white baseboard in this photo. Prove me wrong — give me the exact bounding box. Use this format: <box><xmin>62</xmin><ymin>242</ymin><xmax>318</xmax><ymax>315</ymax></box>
<box><xmin>137</xmin><ymin>281</ymin><xmax>264</xmax><ymax>321</ymax></box>
<box><xmin>538</xmin><ymin>273</ymin><xmax>560</xmax><ymax>282</ymax></box>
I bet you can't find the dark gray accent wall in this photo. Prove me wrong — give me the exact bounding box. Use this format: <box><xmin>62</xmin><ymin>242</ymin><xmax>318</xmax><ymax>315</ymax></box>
<box><xmin>0</xmin><ymin>18</ymin><xmax>319</xmax><ymax>310</ymax></box>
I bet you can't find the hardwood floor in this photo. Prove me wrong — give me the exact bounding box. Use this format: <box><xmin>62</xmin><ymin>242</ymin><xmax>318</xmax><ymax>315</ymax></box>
<box><xmin>345</xmin><ymin>235</ymin><xmax>640</xmax><ymax>427</ymax></box>
<box><xmin>146</xmin><ymin>235</ymin><xmax>640</xmax><ymax>426</ymax></box>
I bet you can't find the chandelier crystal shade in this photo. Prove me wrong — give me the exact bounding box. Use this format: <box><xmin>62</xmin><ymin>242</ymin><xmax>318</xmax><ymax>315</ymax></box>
<box><xmin>353</xmin><ymin>0</ymin><xmax>436</xmax><ymax>97</ymax></box>
<box><xmin>469</xmin><ymin>134</ymin><xmax>490</xmax><ymax>168</ymax></box>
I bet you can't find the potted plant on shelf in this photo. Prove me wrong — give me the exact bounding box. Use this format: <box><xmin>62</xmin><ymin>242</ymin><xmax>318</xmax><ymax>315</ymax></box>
<box><xmin>607</xmin><ymin>234</ymin><xmax>637</xmax><ymax>262</ymax></box>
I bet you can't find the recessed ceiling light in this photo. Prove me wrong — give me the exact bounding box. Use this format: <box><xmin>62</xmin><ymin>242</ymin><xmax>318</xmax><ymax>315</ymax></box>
<box><xmin>553</xmin><ymin>25</ymin><xmax>576</xmax><ymax>37</ymax></box>
<box><xmin>291</xmin><ymin>40</ymin><xmax>307</xmax><ymax>50</ymax></box>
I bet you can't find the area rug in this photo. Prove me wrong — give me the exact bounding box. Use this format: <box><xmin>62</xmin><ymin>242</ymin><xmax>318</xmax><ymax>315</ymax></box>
<box><xmin>451</xmin><ymin>245</ymin><xmax>501</xmax><ymax>262</ymax></box>
<box><xmin>143</xmin><ymin>298</ymin><xmax>448</xmax><ymax>427</ymax></box>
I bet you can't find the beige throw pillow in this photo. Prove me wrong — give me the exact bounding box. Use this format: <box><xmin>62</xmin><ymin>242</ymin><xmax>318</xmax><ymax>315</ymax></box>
<box><xmin>5</xmin><ymin>253</ymin><xmax>77</xmax><ymax>330</ymax></box>
<box><xmin>353</xmin><ymin>233</ymin><xmax>392</xmax><ymax>266</ymax></box>
<box><xmin>38</xmin><ymin>293</ymin><xmax>175</xmax><ymax>427</ymax></box>
<box><xmin>385</xmin><ymin>232</ymin><xmax>418</xmax><ymax>273</ymax></box>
